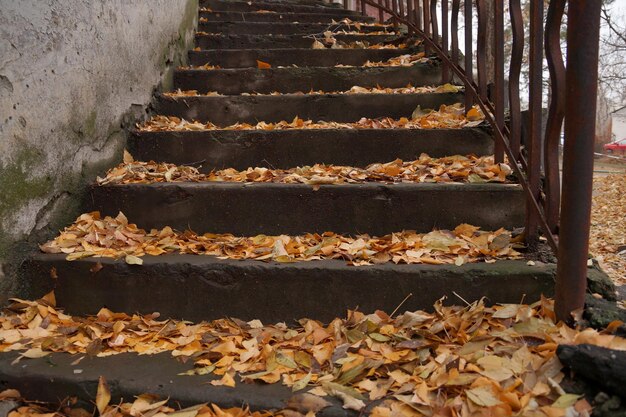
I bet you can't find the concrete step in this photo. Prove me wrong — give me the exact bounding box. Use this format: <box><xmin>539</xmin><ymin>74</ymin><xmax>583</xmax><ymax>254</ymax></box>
<box><xmin>201</xmin><ymin>0</ymin><xmax>363</xmax><ymax>15</ymax></box>
<box><xmin>22</xmin><ymin>254</ymin><xmax>554</xmax><ymax>323</ymax></box>
<box><xmin>0</xmin><ymin>351</ymin><xmax>349</xmax><ymax>415</ymax></box>
<box><xmin>87</xmin><ymin>182</ymin><xmax>524</xmax><ymax>236</ymax></box>
<box><xmin>154</xmin><ymin>92</ymin><xmax>463</xmax><ymax>125</ymax></box>
<box><xmin>199</xmin><ymin>10</ymin><xmax>375</xmax><ymax>23</ymax></box>
<box><xmin>195</xmin><ymin>33</ymin><xmax>401</xmax><ymax>49</ymax></box>
<box><xmin>130</xmin><ymin>128</ymin><xmax>494</xmax><ymax>171</ymax></box>
<box><xmin>188</xmin><ymin>48</ymin><xmax>419</xmax><ymax>68</ymax></box>
<box><xmin>174</xmin><ymin>63</ymin><xmax>442</xmax><ymax>94</ymax></box>
<box><xmin>198</xmin><ymin>21</ymin><xmax>393</xmax><ymax>35</ymax></box>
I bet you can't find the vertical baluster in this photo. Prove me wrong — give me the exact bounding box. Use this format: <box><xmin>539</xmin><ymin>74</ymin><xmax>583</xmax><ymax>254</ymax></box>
<box><xmin>344</xmin><ymin>0</ymin><xmax>349</xmax><ymax>11</ymax></box>
<box><xmin>361</xmin><ymin>0</ymin><xmax>366</xmax><ymax>16</ymax></box>
<box><xmin>441</xmin><ymin>0</ymin><xmax>449</xmax><ymax>83</ymax></box>
<box><xmin>399</xmin><ymin>0</ymin><xmax>405</xmax><ymax>19</ymax></box>
<box><xmin>526</xmin><ymin>0</ymin><xmax>544</xmax><ymax>246</ymax></box>
<box><xmin>378</xmin><ymin>0</ymin><xmax>385</xmax><ymax>23</ymax></box>
<box><xmin>544</xmin><ymin>0</ymin><xmax>566</xmax><ymax>233</ymax></box>
<box><xmin>464</xmin><ymin>0</ymin><xmax>473</xmax><ymax>111</ymax></box>
<box><xmin>509</xmin><ymin>0</ymin><xmax>523</xmax><ymax>161</ymax></box>
<box><xmin>385</xmin><ymin>0</ymin><xmax>391</xmax><ymax>12</ymax></box>
<box><xmin>430</xmin><ymin>0</ymin><xmax>438</xmax><ymax>48</ymax></box>
<box><xmin>423</xmin><ymin>0</ymin><xmax>431</xmax><ymax>53</ymax></box>
<box><xmin>415</xmin><ymin>0</ymin><xmax>422</xmax><ymax>30</ymax></box>
<box><xmin>451</xmin><ymin>0</ymin><xmax>460</xmax><ymax>67</ymax></box>
<box><xmin>555</xmin><ymin>0</ymin><xmax>602</xmax><ymax>322</ymax></box>
<box><xmin>392</xmin><ymin>0</ymin><xmax>399</xmax><ymax>26</ymax></box>
<box><xmin>407</xmin><ymin>0</ymin><xmax>413</xmax><ymax>25</ymax></box>
<box><xmin>385</xmin><ymin>0</ymin><xmax>395</xmax><ymax>27</ymax></box>
<box><xmin>493</xmin><ymin>0</ymin><xmax>504</xmax><ymax>163</ymax></box>
<box><xmin>476</xmin><ymin>0</ymin><xmax>488</xmax><ymax>102</ymax></box>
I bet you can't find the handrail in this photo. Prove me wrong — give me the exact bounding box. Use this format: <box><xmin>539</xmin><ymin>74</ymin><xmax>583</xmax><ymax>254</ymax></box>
<box><xmin>349</xmin><ymin>0</ymin><xmax>602</xmax><ymax>321</ymax></box>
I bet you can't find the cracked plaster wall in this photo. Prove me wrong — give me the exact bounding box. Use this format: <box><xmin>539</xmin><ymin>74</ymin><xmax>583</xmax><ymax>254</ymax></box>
<box><xmin>0</xmin><ymin>0</ymin><xmax>198</xmax><ymax>299</ymax></box>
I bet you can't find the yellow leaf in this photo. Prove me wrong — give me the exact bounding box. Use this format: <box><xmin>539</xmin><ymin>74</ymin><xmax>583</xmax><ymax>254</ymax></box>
<box><xmin>292</xmin><ymin>372</ymin><xmax>313</xmax><ymax>391</ymax></box>
<box><xmin>467</xmin><ymin>107</ymin><xmax>482</xmax><ymax>121</ymax></box>
<box><xmin>466</xmin><ymin>385</ymin><xmax>502</xmax><ymax>407</ymax></box>
<box><xmin>210</xmin><ymin>372</ymin><xmax>236</xmax><ymax>387</ymax></box>
<box><xmin>123</xmin><ymin>150</ymin><xmax>134</xmax><ymax>163</ymax></box>
<box><xmin>552</xmin><ymin>394</ymin><xmax>581</xmax><ymax>408</ymax></box>
<box><xmin>96</xmin><ymin>376</ymin><xmax>111</xmax><ymax>415</ymax></box>
<box><xmin>312</xmin><ymin>40</ymin><xmax>326</xmax><ymax>49</ymax></box>
<box><xmin>437</xmin><ymin>83</ymin><xmax>460</xmax><ymax>93</ymax></box>
<box><xmin>125</xmin><ymin>255</ymin><xmax>143</xmax><ymax>265</ymax></box>
<box><xmin>21</xmin><ymin>348</ymin><xmax>50</xmax><ymax>359</ymax></box>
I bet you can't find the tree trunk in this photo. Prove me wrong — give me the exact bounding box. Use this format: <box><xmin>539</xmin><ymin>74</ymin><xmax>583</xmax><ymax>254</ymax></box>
<box><xmin>596</xmin><ymin>87</ymin><xmax>613</xmax><ymax>152</ymax></box>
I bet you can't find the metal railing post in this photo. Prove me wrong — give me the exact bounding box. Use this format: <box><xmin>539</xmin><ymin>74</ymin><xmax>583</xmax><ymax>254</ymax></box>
<box><xmin>555</xmin><ymin>0</ymin><xmax>602</xmax><ymax>322</ymax></box>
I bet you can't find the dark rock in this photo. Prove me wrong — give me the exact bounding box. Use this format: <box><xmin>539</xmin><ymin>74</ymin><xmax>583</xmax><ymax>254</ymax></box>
<box><xmin>557</xmin><ymin>344</ymin><xmax>626</xmax><ymax>399</ymax></box>
<box><xmin>584</xmin><ymin>294</ymin><xmax>626</xmax><ymax>329</ymax></box>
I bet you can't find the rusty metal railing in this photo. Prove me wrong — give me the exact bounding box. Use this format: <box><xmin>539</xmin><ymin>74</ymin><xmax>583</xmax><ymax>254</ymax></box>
<box><xmin>346</xmin><ymin>0</ymin><xmax>602</xmax><ymax>321</ymax></box>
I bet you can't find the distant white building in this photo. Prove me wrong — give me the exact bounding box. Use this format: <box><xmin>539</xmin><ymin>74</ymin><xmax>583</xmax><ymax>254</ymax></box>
<box><xmin>612</xmin><ymin>105</ymin><xmax>626</xmax><ymax>141</ymax></box>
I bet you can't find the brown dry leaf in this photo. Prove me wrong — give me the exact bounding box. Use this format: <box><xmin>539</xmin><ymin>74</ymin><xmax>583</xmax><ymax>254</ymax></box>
<box><xmin>590</xmin><ymin>174</ymin><xmax>626</xmax><ymax>284</ymax></box>
<box><xmin>5</xmin><ymin>388</ymin><xmax>284</xmax><ymax>417</ymax></box>
<box><xmin>138</xmin><ymin>104</ymin><xmax>484</xmax><ymax>133</ymax></box>
<box><xmin>166</xmin><ymin>83</ymin><xmax>463</xmax><ymax>98</ymax></box>
<box><xmin>0</xmin><ymin>294</ymin><xmax>618</xmax><ymax>416</ymax></box>
<box><xmin>95</xmin><ymin>154</ymin><xmax>511</xmax><ymax>187</ymax></box>
<box><xmin>178</xmin><ymin>61</ymin><xmax>221</xmax><ymax>70</ymax></box>
<box><xmin>40</xmin><ymin>211</ymin><xmax>521</xmax><ymax>266</ymax></box>
<box><xmin>286</xmin><ymin>393</ymin><xmax>331</xmax><ymax>413</ymax></box>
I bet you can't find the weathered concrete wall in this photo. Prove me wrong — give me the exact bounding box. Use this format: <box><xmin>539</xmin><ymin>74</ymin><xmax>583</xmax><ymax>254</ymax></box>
<box><xmin>0</xmin><ymin>0</ymin><xmax>198</xmax><ymax>298</ymax></box>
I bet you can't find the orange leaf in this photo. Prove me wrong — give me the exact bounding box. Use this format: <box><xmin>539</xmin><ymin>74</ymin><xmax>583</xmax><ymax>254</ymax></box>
<box><xmin>257</xmin><ymin>60</ymin><xmax>271</xmax><ymax>69</ymax></box>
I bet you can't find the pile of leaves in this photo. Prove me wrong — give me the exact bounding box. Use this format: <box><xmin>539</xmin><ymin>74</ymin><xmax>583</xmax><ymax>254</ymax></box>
<box><xmin>97</xmin><ymin>154</ymin><xmax>512</xmax><ymax>186</ymax></box>
<box><xmin>590</xmin><ymin>174</ymin><xmax>626</xmax><ymax>284</ymax></box>
<box><xmin>1</xmin><ymin>387</ymin><xmax>277</xmax><ymax>417</ymax></box>
<box><xmin>40</xmin><ymin>212</ymin><xmax>520</xmax><ymax>265</ymax></box>
<box><xmin>179</xmin><ymin>60</ymin><xmax>221</xmax><ymax>70</ymax></box>
<box><xmin>357</xmin><ymin>52</ymin><xmax>429</xmax><ymax>68</ymax></box>
<box><xmin>164</xmin><ymin>83</ymin><xmax>462</xmax><ymax>98</ymax></box>
<box><xmin>180</xmin><ymin>52</ymin><xmax>427</xmax><ymax>70</ymax></box>
<box><xmin>138</xmin><ymin>104</ymin><xmax>484</xmax><ymax>132</ymax></box>
<box><xmin>311</xmin><ymin>38</ymin><xmax>419</xmax><ymax>50</ymax></box>
<box><xmin>3</xmin><ymin>294</ymin><xmax>624</xmax><ymax>416</ymax></box>
<box><xmin>329</xmin><ymin>18</ymin><xmax>393</xmax><ymax>28</ymax></box>
<box><xmin>308</xmin><ymin>27</ymin><xmax>406</xmax><ymax>50</ymax></box>
<box><xmin>197</xmin><ymin>16</ymin><xmax>393</xmax><ymax>30</ymax></box>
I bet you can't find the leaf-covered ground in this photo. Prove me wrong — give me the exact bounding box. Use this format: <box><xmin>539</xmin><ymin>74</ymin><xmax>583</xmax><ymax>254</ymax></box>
<box><xmin>39</xmin><ymin>212</ymin><xmax>520</xmax><ymax>265</ymax></box>
<box><xmin>1</xmin><ymin>388</ymin><xmax>275</xmax><ymax>417</ymax></box>
<box><xmin>590</xmin><ymin>173</ymin><xmax>626</xmax><ymax>285</ymax></box>
<box><xmin>138</xmin><ymin>104</ymin><xmax>484</xmax><ymax>132</ymax></box>
<box><xmin>2</xmin><ymin>294</ymin><xmax>623</xmax><ymax>416</ymax></box>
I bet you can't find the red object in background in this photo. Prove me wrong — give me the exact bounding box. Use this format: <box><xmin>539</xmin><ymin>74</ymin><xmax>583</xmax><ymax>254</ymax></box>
<box><xmin>604</xmin><ymin>138</ymin><xmax>626</xmax><ymax>154</ymax></box>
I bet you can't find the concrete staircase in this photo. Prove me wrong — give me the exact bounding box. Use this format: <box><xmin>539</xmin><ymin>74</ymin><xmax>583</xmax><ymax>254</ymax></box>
<box><xmin>23</xmin><ymin>0</ymin><xmax>554</xmax><ymax>322</ymax></box>
<box><xmin>10</xmin><ymin>0</ymin><xmax>557</xmax><ymax>408</ymax></box>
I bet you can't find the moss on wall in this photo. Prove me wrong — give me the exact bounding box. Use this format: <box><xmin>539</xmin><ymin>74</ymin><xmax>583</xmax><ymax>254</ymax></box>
<box><xmin>0</xmin><ymin>147</ymin><xmax>49</xmax><ymax>257</ymax></box>
<box><xmin>0</xmin><ymin>0</ymin><xmax>199</xmax><ymax>300</ymax></box>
